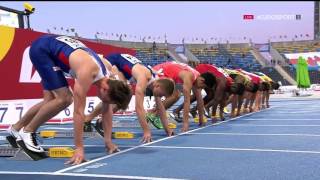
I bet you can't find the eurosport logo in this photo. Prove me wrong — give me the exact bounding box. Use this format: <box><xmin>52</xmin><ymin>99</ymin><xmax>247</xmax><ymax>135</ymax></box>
<box><xmin>243</xmin><ymin>14</ymin><xmax>302</xmax><ymax>21</ymax></box>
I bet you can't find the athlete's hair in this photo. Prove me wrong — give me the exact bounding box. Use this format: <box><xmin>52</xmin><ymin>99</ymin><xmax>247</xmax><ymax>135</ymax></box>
<box><xmin>271</xmin><ymin>81</ymin><xmax>280</xmax><ymax>90</ymax></box>
<box><xmin>230</xmin><ymin>83</ymin><xmax>246</xmax><ymax>95</ymax></box>
<box><xmin>229</xmin><ymin>73</ymin><xmax>238</xmax><ymax>80</ymax></box>
<box><xmin>157</xmin><ymin>78</ymin><xmax>175</xmax><ymax>96</ymax></box>
<box><xmin>200</xmin><ymin>72</ymin><xmax>216</xmax><ymax>88</ymax></box>
<box><xmin>107</xmin><ymin>79</ymin><xmax>132</xmax><ymax>110</ymax></box>
<box><xmin>259</xmin><ymin>82</ymin><xmax>270</xmax><ymax>91</ymax></box>
<box><xmin>265</xmin><ymin>82</ymin><xmax>272</xmax><ymax>91</ymax></box>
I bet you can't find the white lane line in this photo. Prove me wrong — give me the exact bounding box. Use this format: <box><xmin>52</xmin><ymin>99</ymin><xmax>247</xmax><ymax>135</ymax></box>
<box><xmin>144</xmin><ymin>145</ymin><xmax>320</xmax><ymax>155</ymax></box>
<box><xmin>262</xmin><ymin>111</ymin><xmax>320</xmax><ymax>114</ymax></box>
<box><xmin>227</xmin><ymin>124</ymin><xmax>320</xmax><ymax>127</ymax></box>
<box><xmin>188</xmin><ymin>132</ymin><xmax>320</xmax><ymax>137</ymax></box>
<box><xmin>244</xmin><ymin>119</ymin><xmax>320</xmax><ymax>121</ymax></box>
<box><xmin>265</xmin><ymin>108</ymin><xmax>320</xmax><ymax>110</ymax></box>
<box><xmin>54</xmin><ymin>106</ymin><xmax>276</xmax><ymax>173</ymax></box>
<box><xmin>0</xmin><ymin>171</ymin><xmax>186</xmax><ymax>180</ymax></box>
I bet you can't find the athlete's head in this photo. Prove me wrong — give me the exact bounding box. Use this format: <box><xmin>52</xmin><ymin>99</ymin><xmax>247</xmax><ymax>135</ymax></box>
<box><xmin>271</xmin><ymin>81</ymin><xmax>280</xmax><ymax>90</ymax></box>
<box><xmin>251</xmin><ymin>83</ymin><xmax>259</xmax><ymax>93</ymax></box>
<box><xmin>152</xmin><ymin>78</ymin><xmax>175</xmax><ymax>97</ymax></box>
<box><xmin>230</xmin><ymin>83</ymin><xmax>246</xmax><ymax>95</ymax></box>
<box><xmin>245</xmin><ymin>82</ymin><xmax>255</xmax><ymax>92</ymax></box>
<box><xmin>197</xmin><ymin>72</ymin><xmax>216</xmax><ymax>89</ymax></box>
<box><xmin>259</xmin><ymin>82</ymin><xmax>270</xmax><ymax>91</ymax></box>
<box><xmin>265</xmin><ymin>82</ymin><xmax>272</xmax><ymax>91</ymax></box>
<box><xmin>98</xmin><ymin>78</ymin><xmax>132</xmax><ymax>110</ymax></box>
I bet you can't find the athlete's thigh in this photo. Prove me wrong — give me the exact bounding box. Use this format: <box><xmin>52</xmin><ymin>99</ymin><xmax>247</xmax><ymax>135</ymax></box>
<box><xmin>29</xmin><ymin>44</ymin><xmax>69</xmax><ymax>91</ymax></box>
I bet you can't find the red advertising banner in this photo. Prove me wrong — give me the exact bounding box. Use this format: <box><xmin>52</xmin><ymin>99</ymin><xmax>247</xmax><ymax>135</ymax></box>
<box><xmin>284</xmin><ymin>52</ymin><xmax>320</xmax><ymax>70</ymax></box>
<box><xmin>0</xmin><ymin>25</ymin><xmax>136</xmax><ymax>100</ymax></box>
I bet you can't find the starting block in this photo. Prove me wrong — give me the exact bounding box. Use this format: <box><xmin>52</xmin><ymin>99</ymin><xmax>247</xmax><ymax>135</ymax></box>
<box><xmin>112</xmin><ymin>131</ymin><xmax>134</xmax><ymax>139</ymax></box>
<box><xmin>0</xmin><ymin>146</ymin><xmax>76</xmax><ymax>160</ymax></box>
<box><xmin>40</xmin><ymin>130</ymin><xmax>134</xmax><ymax>139</ymax></box>
<box><xmin>0</xmin><ymin>136</ymin><xmax>47</xmax><ymax>160</ymax></box>
<box><xmin>40</xmin><ymin>130</ymin><xmax>101</xmax><ymax>138</ymax></box>
<box><xmin>0</xmin><ymin>146</ymin><xmax>36</xmax><ymax>161</ymax></box>
<box><xmin>0</xmin><ymin>145</ymin><xmax>45</xmax><ymax>161</ymax></box>
<box><xmin>13</xmin><ymin>140</ymin><xmax>48</xmax><ymax>161</ymax></box>
<box><xmin>193</xmin><ymin>117</ymin><xmax>208</xmax><ymax>123</ymax></box>
<box><xmin>0</xmin><ymin>138</ymin><xmax>79</xmax><ymax>160</ymax></box>
<box><xmin>0</xmin><ymin>147</ymin><xmax>19</xmax><ymax>157</ymax></box>
<box><xmin>48</xmin><ymin>147</ymin><xmax>74</xmax><ymax>158</ymax></box>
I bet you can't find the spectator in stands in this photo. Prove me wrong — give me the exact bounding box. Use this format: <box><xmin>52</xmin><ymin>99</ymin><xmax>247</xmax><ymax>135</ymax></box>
<box><xmin>152</xmin><ymin>62</ymin><xmax>215</xmax><ymax>132</ymax></box>
<box><xmin>152</xmin><ymin>41</ymin><xmax>157</xmax><ymax>52</ymax></box>
<box><xmin>227</xmin><ymin>58</ymin><xmax>232</xmax><ymax>65</ymax></box>
<box><xmin>84</xmin><ymin>53</ymin><xmax>175</xmax><ymax>144</ymax></box>
<box><xmin>7</xmin><ymin>35</ymin><xmax>132</xmax><ymax>165</ymax></box>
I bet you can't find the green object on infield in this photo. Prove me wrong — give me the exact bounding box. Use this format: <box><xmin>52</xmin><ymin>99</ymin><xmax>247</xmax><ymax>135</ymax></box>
<box><xmin>296</xmin><ymin>56</ymin><xmax>311</xmax><ymax>88</ymax></box>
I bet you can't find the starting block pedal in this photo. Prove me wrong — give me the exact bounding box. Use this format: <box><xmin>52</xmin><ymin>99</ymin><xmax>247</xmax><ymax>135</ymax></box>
<box><xmin>112</xmin><ymin>132</ymin><xmax>134</xmax><ymax>139</ymax></box>
<box><xmin>223</xmin><ymin>107</ymin><xmax>230</xmax><ymax>114</ymax></box>
<box><xmin>211</xmin><ymin>114</ymin><xmax>221</xmax><ymax>118</ymax></box>
<box><xmin>6</xmin><ymin>136</ymin><xmax>19</xmax><ymax>148</ymax></box>
<box><xmin>235</xmin><ymin>108</ymin><xmax>245</xmax><ymax>114</ymax></box>
<box><xmin>193</xmin><ymin>117</ymin><xmax>208</xmax><ymax>123</ymax></box>
<box><xmin>14</xmin><ymin>140</ymin><xmax>48</xmax><ymax>161</ymax></box>
<box><xmin>168</xmin><ymin>123</ymin><xmax>176</xmax><ymax>129</ymax></box>
<box><xmin>48</xmin><ymin>147</ymin><xmax>74</xmax><ymax>158</ymax></box>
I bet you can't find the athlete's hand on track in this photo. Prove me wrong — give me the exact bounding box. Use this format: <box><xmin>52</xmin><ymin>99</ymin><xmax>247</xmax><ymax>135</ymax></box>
<box><xmin>141</xmin><ymin>131</ymin><xmax>152</xmax><ymax>143</ymax></box>
<box><xmin>106</xmin><ymin>142</ymin><xmax>120</xmax><ymax>154</ymax></box>
<box><xmin>65</xmin><ymin>148</ymin><xmax>86</xmax><ymax>165</ymax></box>
<box><xmin>181</xmin><ymin>124</ymin><xmax>189</xmax><ymax>132</ymax></box>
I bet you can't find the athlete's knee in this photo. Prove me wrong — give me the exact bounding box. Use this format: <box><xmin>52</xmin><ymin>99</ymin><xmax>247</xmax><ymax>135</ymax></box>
<box><xmin>64</xmin><ymin>93</ymin><xmax>73</xmax><ymax>106</ymax></box>
<box><xmin>56</xmin><ymin>93</ymin><xmax>73</xmax><ymax>108</ymax></box>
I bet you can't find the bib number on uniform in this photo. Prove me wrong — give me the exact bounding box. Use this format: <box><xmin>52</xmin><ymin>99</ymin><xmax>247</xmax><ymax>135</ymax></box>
<box><xmin>56</xmin><ymin>36</ymin><xmax>87</xmax><ymax>49</ymax></box>
<box><xmin>121</xmin><ymin>54</ymin><xmax>142</xmax><ymax>64</ymax></box>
